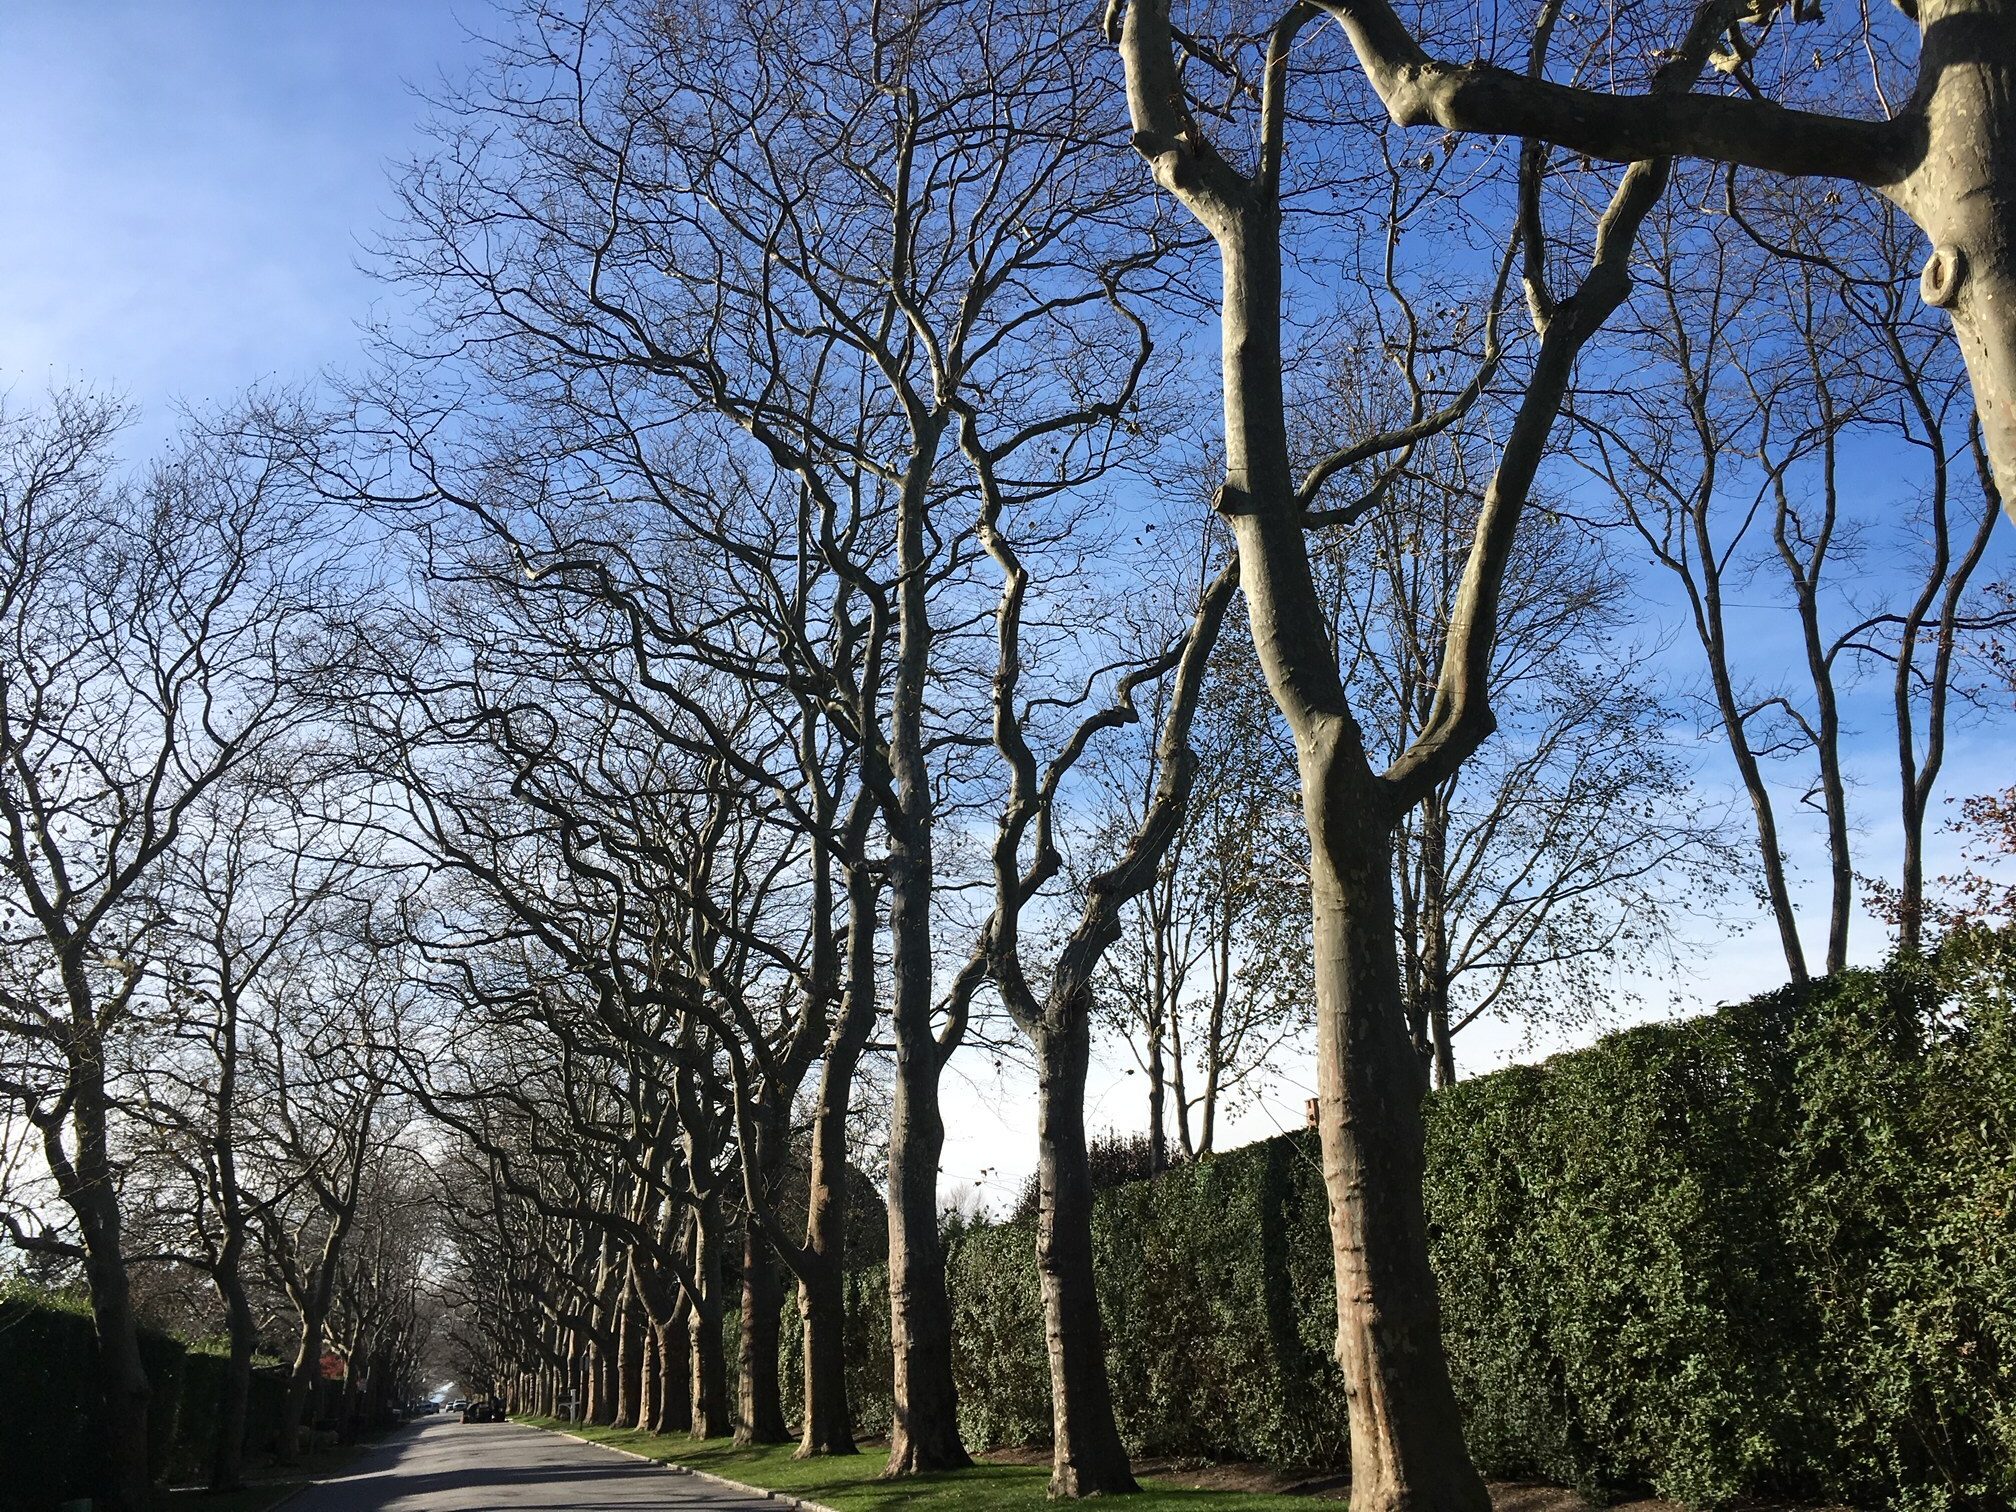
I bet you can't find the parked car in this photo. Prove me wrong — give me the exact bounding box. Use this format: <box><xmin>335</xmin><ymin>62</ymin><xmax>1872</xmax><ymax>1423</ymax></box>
<box><xmin>461</xmin><ymin>1398</ymin><xmax>505</xmax><ymax>1423</ymax></box>
<box><xmin>448</xmin><ymin>1398</ymin><xmax>468</xmax><ymax>1413</ymax></box>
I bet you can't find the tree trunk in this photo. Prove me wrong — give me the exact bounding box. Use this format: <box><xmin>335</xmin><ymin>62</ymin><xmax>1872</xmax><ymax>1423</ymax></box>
<box><xmin>210</xmin><ymin>1261</ymin><xmax>257</xmax><ymax>1491</ymax></box>
<box><xmin>1211</xmin><ymin>200</ymin><xmax>1489</xmax><ymax>1512</ymax></box>
<box><xmin>52</xmin><ymin>1004</ymin><xmax>153</xmax><ymax>1512</ymax></box>
<box><xmin>657</xmin><ymin>1312</ymin><xmax>692</xmax><ymax>1433</ymax></box>
<box><xmin>81</xmin><ymin>1203</ymin><xmax>153</xmax><ymax>1512</ymax></box>
<box><xmin>882</xmin><ymin>957</ymin><xmax>968</xmax><ymax>1473</ymax></box>
<box><xmin>1305</xmin><ymin>757</ymin><xmax>1488</xmax><ymax>1512</ymax></box>
<box><xmin>618</xmin><ymin>1286</ymin><xmax>645</xmax><ymax>1429</ymax></box>
<box><xmin>882</xmin><ymin>429</ymin><xmax>971</xmax><ymax>1478</ymax></box>
<box><xmin>1419</xmin><ymin>797</ymin><xmax>1457</xmax><ymax>1091</ymax></box>
<box><xmin>798</xmin><ymin>1256</ymin><xmax>853</xmax><ymax>1456</ymax></box>
<box><xmin>797</xmin><ymin>868</ymin><xmax>876</xmax><ymax>1456</ymax></box>
<box><xmin>637</xmin><ymin>1317</ymin><xmax>658</xmax><ymax>1432</ymax></box>
<box><xmin>1901</xmin><ymin>1</ymin><xmax>2016</xmax><ymax>527</ymax></box>
<box><xmin>1146</xmin><ymin>883</ymin><xmax>1173</xmax><ymax>1173</ymax></box>
<box><xmin>737</xmin><ymin>1222</ymin><xmax>788</xmax><ymax>1443</ymax></box>
<box><xmin>1035</xmin><ymin>1009</ymin><xmax>1138</xmax><ymax>1496</ymax></box>
<box><xmin>690</xmin><ymin>1195</ymin><xmax>731</xmax><ymax>1439</ymax></box>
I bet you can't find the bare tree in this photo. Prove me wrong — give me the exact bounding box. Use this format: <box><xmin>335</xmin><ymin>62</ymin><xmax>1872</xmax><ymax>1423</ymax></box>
<box><xmin>129</xmin><ymin>768</ymin><xmax>373</xmax><ymax>1489</ymax></box>
<box><xmin>257</xmin><ymin>941</ymin><xmax>411</xmax><ymax>1459</ymax></box>
<box><xmin>1318</xmin><ymin>444</ymin><xmax>1746</xmax><ymax>1084</ymax></box>
<box><xmin>1579</xmin><ymin>179</ymin><xmax>2010</xmax><ymax>980</ymax></box>
<box><xmin>1094</xmin><ymin>615</ymin><xmax>1311</xmax><ymax>1164</ymax></box>
<box><xmin>950</xmin><ymin>503</ymin><xmax>1237</xmax><ymax>1489</ymax></box>
<box><xmin>376</xmin><ymin>0</ymin><xmax>1186</xmax><ymax>1472</ymax></box>
<box><xmin>0</xmin><ymin>392</ymin><xmax>335</xmax><ymax>1512</ymax></box>
<box><xmin>1115</xmin><ymin>0</ymin><xmax>1751</xmax><ymax>1502</ymax></box>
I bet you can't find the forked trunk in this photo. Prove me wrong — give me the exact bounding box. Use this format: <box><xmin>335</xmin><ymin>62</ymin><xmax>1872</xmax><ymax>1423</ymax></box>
<box><xmin>1208</xmin><ymin>199</ymin><xmax>1488</xmax><ymax>1512</ymax></box>
<box><xmin>1035</xmin><ymin>1009</ymin><xmax>1138</xmax><ymax>1496</ymax></box>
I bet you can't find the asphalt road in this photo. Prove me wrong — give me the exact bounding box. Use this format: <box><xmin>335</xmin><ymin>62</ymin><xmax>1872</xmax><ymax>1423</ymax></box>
<box><xmin>287</xmin><ymin>1416</ymin><xmax>782</xmax><ymax>1511</ymax></box>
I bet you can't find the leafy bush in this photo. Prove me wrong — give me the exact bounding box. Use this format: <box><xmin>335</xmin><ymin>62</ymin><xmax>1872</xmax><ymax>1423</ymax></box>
<box><xmin>924</xmin><ymin>942</ymin><xmax>2016</xmax><ymax>1509</ymax></box>
<box><xmin>0</xmin><ymin>1283</ymin><xmax>289</xmax><ymax>1510</ymax></box>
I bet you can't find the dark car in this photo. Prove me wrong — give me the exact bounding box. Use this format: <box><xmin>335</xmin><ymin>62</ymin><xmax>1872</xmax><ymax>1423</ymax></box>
<box><xmin>461</xmin><ymin>1398</ymin><xmax>506</xmax><ymax>1423</ymax></box>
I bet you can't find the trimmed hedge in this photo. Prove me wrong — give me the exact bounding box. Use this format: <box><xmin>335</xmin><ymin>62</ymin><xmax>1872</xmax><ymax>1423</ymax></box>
<box><xmin>825</xmin><ymin>944</ymin><xmax>2014</xmax><ymax>1509</ymax></box>
<box><xmin>0</xmin><ymin>1283</ymin><xmax>288</xmax><ymax>1511</ymax></box>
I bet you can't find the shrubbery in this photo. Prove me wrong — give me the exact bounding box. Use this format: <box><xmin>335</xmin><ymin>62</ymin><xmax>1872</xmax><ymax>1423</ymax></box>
<box><xmin>825</xmin><ymin>941</ymin><xmax>2015</xmax><ymax>1509</ymax></box>
<box><xmin>0</xmin><ymin>1283</ymin><xmax>289</xmax><ymax>1511</ymax></box>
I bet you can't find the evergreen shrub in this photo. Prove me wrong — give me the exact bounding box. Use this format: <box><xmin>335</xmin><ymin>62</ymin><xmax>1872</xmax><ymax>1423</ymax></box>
<box><xmin>908</xmin><ymin>944</ymin><xmax>2014</xmax><ymax>1509</ymax></box>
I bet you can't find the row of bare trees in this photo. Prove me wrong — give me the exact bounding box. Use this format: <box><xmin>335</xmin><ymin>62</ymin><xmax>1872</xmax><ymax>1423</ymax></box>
<box><xmin>0</xmin><ymin>394</ymin><xmax>440</xmax><ymax>1508</ymax></box>
<box><xmin>8</xmin><ymin>1</ymin><xmax>2011</xmax><ymax>1509</ymax></box>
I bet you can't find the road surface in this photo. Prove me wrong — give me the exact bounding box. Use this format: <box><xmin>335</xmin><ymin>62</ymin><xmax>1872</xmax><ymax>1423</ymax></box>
<box><xmin>287</xmin><ymin>1416</ymin><xmax>783</xmax><ymax>1511</ymax></box>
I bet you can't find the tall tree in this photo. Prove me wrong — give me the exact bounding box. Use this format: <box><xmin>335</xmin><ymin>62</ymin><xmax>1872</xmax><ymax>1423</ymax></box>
<box><xmin>1580</xmin><ymin>180</ymin><xmax>2010</xmax><ymax>979</ymax></box>
<box><xmin>0</xmin><ymin>393</ymin><xmax>335</xmax><ymax>1512</ymax></box>
<box><xmin>1116</xmin><ymin>1</ymin><xmax>1747</xmax><ymax>1504</ymax></box>
<box><xmin>378</xmin><ymin>0</ymin><xmax>1183</xmax><ymax>1470</ymax></box>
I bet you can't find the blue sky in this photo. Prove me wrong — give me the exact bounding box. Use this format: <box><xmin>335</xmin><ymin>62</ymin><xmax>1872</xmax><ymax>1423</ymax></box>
<box><xmin>0</xmin><ymin>2</ymin><xmax>470</xmax><ymax>436</ymax></box>
<box><xmin>3</xmin><ymin>2</ymin><xmax>2010</xmax><ymax>1208</ymax></box>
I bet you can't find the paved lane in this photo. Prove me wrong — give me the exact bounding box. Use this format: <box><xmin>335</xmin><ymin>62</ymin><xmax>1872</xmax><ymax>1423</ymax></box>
<box><xmin>289</xmin><ymin>1416</ymin><xmax>781</xmax><ymax>1511</ymax></box>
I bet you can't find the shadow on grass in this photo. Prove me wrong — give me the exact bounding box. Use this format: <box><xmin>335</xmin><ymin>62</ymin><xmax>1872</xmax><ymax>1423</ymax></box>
<box><xmin>522</xmin><ymin>1417</ymin><xmax>1338</xmax><ymax>1511</ymax></box>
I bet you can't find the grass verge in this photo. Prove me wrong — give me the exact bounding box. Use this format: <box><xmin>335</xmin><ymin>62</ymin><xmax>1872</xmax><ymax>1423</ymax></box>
<box><xmin>520</xmin><ymin>1416</ymin><xmax>1326</xmax><ymax>1510</ymax></box>
<box><xmin>160</xmin><ymin>1484</ymin><xmax>303</xmax><ymax>1512</ymax></box>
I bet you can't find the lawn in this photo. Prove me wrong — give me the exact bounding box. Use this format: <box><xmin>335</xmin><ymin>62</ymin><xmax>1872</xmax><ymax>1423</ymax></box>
<box><xmin>521</xmin><ymin>1418</ymin><xmax>1322</xmax><ymax>1511</ymax></box>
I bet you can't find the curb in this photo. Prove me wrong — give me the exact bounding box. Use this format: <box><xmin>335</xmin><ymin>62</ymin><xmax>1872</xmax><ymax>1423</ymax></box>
<box><xmin>544</xmin><ymin>1425</ymin><xmax>844</xmax><ymax>1512</ymax></box>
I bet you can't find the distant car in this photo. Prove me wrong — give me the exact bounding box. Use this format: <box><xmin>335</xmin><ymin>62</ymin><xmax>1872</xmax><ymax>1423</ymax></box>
<box><xmin>461</xmin><ymin>1398</ymin><xmax>505</xmax><ymax>1423</ymax></box>
<box><xmin>449</xmin><ymin>1398</ymin><xmax>468</xmax><ymax>1413</ymax></box>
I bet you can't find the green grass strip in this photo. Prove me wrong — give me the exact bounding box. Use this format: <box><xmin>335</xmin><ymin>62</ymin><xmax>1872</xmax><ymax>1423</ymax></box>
<box><xmin>521</xmin><ymin>1417</ymin><xmax>1319</xmax><ymax>1510</ymax></box>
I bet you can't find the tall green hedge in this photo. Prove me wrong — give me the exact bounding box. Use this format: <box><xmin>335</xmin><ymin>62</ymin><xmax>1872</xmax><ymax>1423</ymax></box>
<box><xmin>875</xmin><ymin>944</ymin><xmax>2014</xmax><ymax>1510</ymax></box>
<box><xmin>0</xmin><ymin>1283</ymin><xmax>289</xmax><ymax>1511</ymax></box>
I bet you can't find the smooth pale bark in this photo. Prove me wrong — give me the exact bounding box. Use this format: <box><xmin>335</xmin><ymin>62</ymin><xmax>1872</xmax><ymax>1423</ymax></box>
<box><xmin>1120</xmin><ymin>0</ymin><xmax>1695</xmax><ymax>1498</ymax></box>
<box><xmin>1305</xmin><ymin>756</ymin><xmax>1482</xmax><ymax>1509</ymax></box>
<box><xmin>637</xmin><ymin>1320</ymin><xmax>659</xmax><ymax>1432</ymax></box>
<box><xmin>1318</xmin><ymin>0</ymin><xmax>2016</xmax><ymax>528</ymax></box>
<box><xmin>967</xmin><ymin>543</ymin><xmax>1233</xmax><ymax>1496</ymax></box>
<box><xmin>1217</xmin><ymin>216</ymin><xmax>1488</xmax><ymax>1512</ymax></box>
<box><xmin>1899</xmin><ymin>2</ymin><xmax>2016</xmax><ymax>527</ymax></box>
<box><xmin>617</xmin><ymin>1282</ymin><xmax>645</xmax><ymax>1429</ymax></box>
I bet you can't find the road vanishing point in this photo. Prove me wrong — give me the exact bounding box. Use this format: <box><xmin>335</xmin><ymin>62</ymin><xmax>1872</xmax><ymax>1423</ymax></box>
<box><xmin>286</xmin><ymin>1417</ymin><xmax>789</xmax><ymax>1511</ymax></box>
